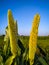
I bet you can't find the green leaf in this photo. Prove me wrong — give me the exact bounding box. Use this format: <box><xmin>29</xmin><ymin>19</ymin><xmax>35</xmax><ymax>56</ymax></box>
<box><xmin>0</xmin><ymin>55</ymin><xmax>4</xmax><ymax>65</ymax></box>
<box><xmin>5</xmin><ymin>55</ymin><xmax>15</xmax><ymax>65</ymax></box>
<box><xmin>38</xmin><ymin>57</ymin><xmax>48</xmax><ymax>65</ymax></box>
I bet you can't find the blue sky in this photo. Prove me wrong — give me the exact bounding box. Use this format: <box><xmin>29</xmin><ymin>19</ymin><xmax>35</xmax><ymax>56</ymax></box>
<box><xmin>0</xmin><ymin>0</ymin><xmax>49</xmax><ymax>36</ymax></box>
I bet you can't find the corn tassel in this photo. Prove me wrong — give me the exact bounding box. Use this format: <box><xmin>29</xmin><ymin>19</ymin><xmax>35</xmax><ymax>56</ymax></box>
<box><xmin>29</xmin><ymin>14</ymin><xmax>40</xmax><ymax>65</ymax></box>
<box><xmin>8</xmin><ymin>10</ymin><xmax>18</xmax><ymax>56</ymax></box>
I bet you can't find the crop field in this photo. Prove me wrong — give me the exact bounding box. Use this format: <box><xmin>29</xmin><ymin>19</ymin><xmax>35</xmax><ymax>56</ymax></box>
<box><xmin>0</xmin><ymin>10</ymin><xmax>49</xmax><ymax>65</ymax></box>
<box><xmin>0</xmin><ymin>35</ymin><xmax>49</xmax><ymax>65</ymax></box>
<box><xmin>19</xmin><ymin>36</ymin><xmax>49</xmax><ymax>54</ymax></box>
<box><xmin>0</xmin><ymin>35</ymin><xmax>49</xmax><ymax>53</ymax></box>
<box><xmin>0</xmin><ymin>0</ymin><xmax>49</xmax><ymax>65</ymax></box>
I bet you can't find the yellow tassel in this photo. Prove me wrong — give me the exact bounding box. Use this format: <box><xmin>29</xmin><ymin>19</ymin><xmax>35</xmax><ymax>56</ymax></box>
<box><xmin>8</xmin><ymin>10</ymin><xmax>18</xmax><ymax>56</ymax></box>
<box><xmin>29</xmin><ymin>14</ymin><xmax>40</xmax><ymax>65</ymax></box>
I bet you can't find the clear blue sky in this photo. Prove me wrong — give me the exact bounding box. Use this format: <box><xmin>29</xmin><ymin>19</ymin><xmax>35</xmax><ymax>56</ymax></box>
<box><xmin>0</xmin><ymin>0</ymin><xmax>49</xmax><ymax>36</ymax></box>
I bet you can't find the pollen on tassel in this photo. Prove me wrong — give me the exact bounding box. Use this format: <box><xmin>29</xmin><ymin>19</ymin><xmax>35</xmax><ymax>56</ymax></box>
<box><xmin>8</xmin><ymin>10</ymin><xmax>18</xmax><ymax>56</ymax></box>
<box><xmin>29</xmin><ymin>14</ymin><xmax>40</xmax><ymax>65</ymax></box>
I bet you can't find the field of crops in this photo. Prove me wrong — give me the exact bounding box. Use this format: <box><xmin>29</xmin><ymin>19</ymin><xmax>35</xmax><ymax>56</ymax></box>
<box><xmin>0</xmin><ymin>10</ymin><xmax>49</xmax><ymax>65</ymax></box>
<box><xmin>0</xmin><ymin>35</ymin><xmax>49</xmax><ymax>53</ymax></box>
<box><xmin>20</xmin><ymin>36</ymin><xmax>49</xmax><ymax>53</ymax></box>
<box><xmin>0</xmin><ymin>35</ymin><xmax>49</xmax><ymax>65</ymax></box>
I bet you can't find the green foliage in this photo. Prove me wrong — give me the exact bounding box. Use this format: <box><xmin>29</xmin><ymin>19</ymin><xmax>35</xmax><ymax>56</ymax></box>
<box><xmin>0</xmin><ymin>35</ymin><xmax>49</xmax><ymax>65</ymax></box>
<box><xmin>5</xmin><ymin>55</ymin><xmax>15</xmax><ymax>65</ymax></box>
<box><xmin>0</xmin><ymin>55</ymin><xmax>4</xmax><ymax>65</ymax></box>
<box><xmin>38</xmin><ymin>57</ymin><xmax>48</xmax><ymax>65</ymax></box>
